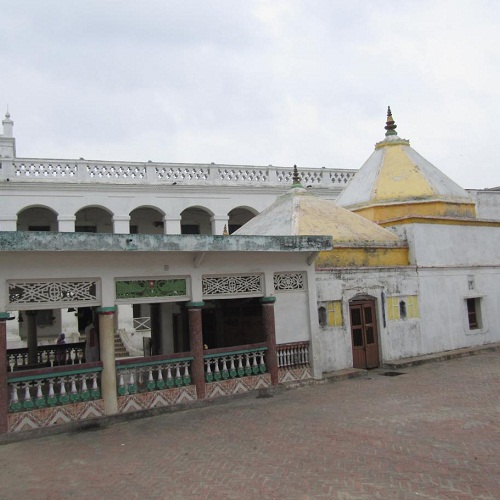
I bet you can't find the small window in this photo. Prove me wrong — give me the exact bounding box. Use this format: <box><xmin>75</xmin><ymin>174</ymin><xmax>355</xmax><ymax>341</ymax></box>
<box><xmin>318</xmin><ymin>307</ymin><xmax>327</xmax><ymax>327</ymax></box>
<box><xmin>466</xmin><ymin>298</ymin><xmax>480</xmax><ymax>329</ymax></box>
<box><xmin>28</xmin><ymin>225</ymin><xmax>51</xmax><ymax>231</ymax></box>
<box><xmin>75</xmin><ymin>225</ymin><xmax>97</xmax><ymax>233</ymax></box>
<box><xmin>399</xmin><ymin>300</ymin><xmax>407</xmax><ymax>319</ymax></box>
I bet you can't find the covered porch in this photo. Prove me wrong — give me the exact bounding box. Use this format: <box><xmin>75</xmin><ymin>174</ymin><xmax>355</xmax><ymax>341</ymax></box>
<box><xmin>0</xmin><ymin>231</ymin><xmax>331</xmax><ymax>434</ymax></box>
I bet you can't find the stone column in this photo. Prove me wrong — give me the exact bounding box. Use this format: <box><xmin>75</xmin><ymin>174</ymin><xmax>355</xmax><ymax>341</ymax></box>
<box><xmin>0</xmin><ymin>313</ymin><xmax>12</xmax><ymax>434</ymax></box>
<box><xmin>187</xmin><ymin>302</ymin><xmax>206</xmax><ymax>399</ymax></box>
<box><xmin>261</xmin><ymin>297</ymin><xmax>279</xmax><ymax>386</ymax></box>
<box><xmin>164</xmin><ymin>216</ymin><xmax>182</xmax><ymax>235</ymax></box>
<box><xmin>0</xmin><ymin>216</ymin><xmax>17</xmax><ymax>231</ymax></box>
<box><xmin>113</xmin><ymin>216</ymin><xmax>131</xmax><ymax>234</ymax></box>
<box><xmin>26</xmin><ymin>311</ymin><xmax>38</xmax><ymax>365</ymax></box>
<box><xmin>97</xmin><ymin>306</ymin><xmax>118</xmax><ymax>415</ymax></box>
<box><xmin>57</xmin><ymin>215</ymin><xmax>76</xmax><ymax>232</ymax></box>
<box><xmin>210</xmin><ymin>215</ymin><xmax>229</xmax><ymax>236</ymax></box>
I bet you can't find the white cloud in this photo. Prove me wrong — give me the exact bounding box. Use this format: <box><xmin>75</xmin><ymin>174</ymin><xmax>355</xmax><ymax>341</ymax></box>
<box><xmin>1</xmin><ymin>0</ymin><xmax>499</xmax><ymax>188</ymax></box>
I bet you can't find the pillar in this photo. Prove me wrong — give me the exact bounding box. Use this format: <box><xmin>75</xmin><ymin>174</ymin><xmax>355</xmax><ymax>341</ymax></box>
<box><xmin>261</xmin><ymin>297</ymin><xmax>279</xmax><ymax>386</ymax></box>
<box><xmin>0</xmin><ymin>216</ymin><xmax>17</xmax><ymax>231</ymax></box>
<box><xmin>113</xmin><ymin>216</ymin><xmax>131</xmax><ymax>234</ymax></box>
<box><xmin>97</xmin><ymin>306</ymin><xmax>118</xmax><ymax>415</ymax></box>
<box><xmin>187</xmin><ymin>302</ymin><xmax>206</xmax><ymax>399</ymax></box>
<box><xmin>26</xmin><ymin>310</ymin><xmax>37</xmax><ymax>365</ymax></box>
<box><xmin>164</xmin><ymin>216</ymin><xmax>182</xmax><ymax>235</ymax></box>
<box><xmin>0</xmin><ymin>313</ymin><xmax>12</xmax><ymax>434</ymax></box>
<box><xmin>57</xmin><ymin>215</ymin><xmax>76</xmax><ymax>232</ymax></box>
<box><xmin>210</xmin><ymin>215</ymin><xmax>229</xmax><ymax>236</ymax></box>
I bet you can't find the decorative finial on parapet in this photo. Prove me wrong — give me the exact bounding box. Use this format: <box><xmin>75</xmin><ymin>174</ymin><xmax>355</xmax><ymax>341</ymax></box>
<box><xmin>222</xmin><ymin>224</ymin><xmax>228</xmax><ymax>236</ymax></box>
<box><xmin>292</xmin><ymin>164</ymin><xmax>303</xmax><ymax>188</ymax></box>
<box><xmin>2</xmin><ymin>107</ymin><xmax>14</xmax><ymax>137</ymax></box>
<box><xmin>384</xmin><ymin>106</ymin><xmax>397</xmax><ymax>136</ymax></box>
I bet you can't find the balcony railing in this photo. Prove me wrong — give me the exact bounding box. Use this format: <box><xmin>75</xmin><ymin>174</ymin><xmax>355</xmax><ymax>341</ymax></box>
<box><xmin>115</xmin><ymin>352</ymin><xmax>193</xmax><ymax>395</ymax></box>
<box><xmin>204</xmin><ymin>343</ymin><xmax>268</xmax><ymax>382</ymax></box>
<box><xmin>2</xmin><ymin>158</ymin><xmax>356</xmax><ymax>188</ymax></box>
<box><xmin>7</xmin><ymin>362</ymin><xmax>103</xmax><ymax>412</ymax></box>
<box><xmin>277</xmin><ymin>341</ymin><xmax>310</xmax><ymax>369</ymax></box>
<box><xmin>7</xmin><ymin>342</ymin><xmax>86</xmax><ymax>372</ymax></box>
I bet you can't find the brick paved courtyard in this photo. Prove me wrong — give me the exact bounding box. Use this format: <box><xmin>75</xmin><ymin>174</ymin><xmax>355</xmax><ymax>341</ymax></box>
<box><xmin>0</xmin><ymin>351</ymin><xmax>499</xmax><ymax>499</ymax></box>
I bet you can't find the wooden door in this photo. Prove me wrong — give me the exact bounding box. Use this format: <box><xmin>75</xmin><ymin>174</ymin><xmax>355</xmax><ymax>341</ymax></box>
<box><xmin>349</xmin><ymin>300</ymin><xmax>380</xmax><ymax>369</ymax></box>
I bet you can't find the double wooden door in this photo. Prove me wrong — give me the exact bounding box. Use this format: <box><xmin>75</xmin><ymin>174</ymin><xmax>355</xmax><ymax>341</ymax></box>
<box><xmin>349</xmin><ymin>300</ymin><xmax>380</xmax><ymax>369</ymax></box>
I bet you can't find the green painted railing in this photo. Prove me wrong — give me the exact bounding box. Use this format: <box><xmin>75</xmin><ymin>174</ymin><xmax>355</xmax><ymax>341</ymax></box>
<box><xmin>115</xmin><ymin>354</ymin><xmax>193</xmax><ymax>395</ymax></box>
<box><xmin>204</xmin><ymin>346</ymin><xmax>268</xmax><ymax>382</ymax></box>
<box><xmin>7</xmin><ymin>362</ymin><xmax>103</xmax><ymax>412</ymax></box>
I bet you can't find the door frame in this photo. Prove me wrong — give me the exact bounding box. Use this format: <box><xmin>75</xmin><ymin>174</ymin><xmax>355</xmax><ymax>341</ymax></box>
<box><xmin>349</xmin><ymin>297</ymin><xmax>380</xmax><ymax>369</ymax></box>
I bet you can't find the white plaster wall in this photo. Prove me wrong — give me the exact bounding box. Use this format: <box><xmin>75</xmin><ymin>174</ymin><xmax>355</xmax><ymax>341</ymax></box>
<box><xmin>315</xmin><ymin>267</ymin><xmax>423</xmax><ymax>372</ymax></box>
<box><xmin>468</xmin><ymin>190</ymin><xmax>500</xmax><ymax>220</ymax></box>
<box><xmin>400</xmin><ymin>224</ymin><xmax>500</xmax><ymax>267</ymax></box>
<box><xmin>417</xmin><ymin>267</ymin><xmax>500</xmax><ymax>354</ymax></box>
<box><xmin>274</xmin><ymin>291</ymin><xmax>310</xmax><ymax>344</ymax></box>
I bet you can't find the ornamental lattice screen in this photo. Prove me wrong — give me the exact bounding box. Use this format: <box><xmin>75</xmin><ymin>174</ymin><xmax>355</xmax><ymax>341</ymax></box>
<box><xmin>273</xmin><ymin>272</ymin><xmax>306</xmax><ymax>291</ymax></box>
<box><xmin>202</xmin><ymin>274</ymin><xmax>263</xmax><ymax>298</ymax></box>
<box><xmin>8</xmin><ymin>280</ymin><xmax>99</xmax><ymax>309</ymax></box>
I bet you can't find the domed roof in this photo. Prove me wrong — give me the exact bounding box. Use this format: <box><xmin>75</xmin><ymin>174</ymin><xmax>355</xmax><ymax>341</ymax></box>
<box><xmin>234</xmin><ymin>166</ymin><xmax>402</xmax><ymax>246</ymax></box>
<box><xmin>336</xmin><ymin>108</ymin><xmax>476</xmax><ymax>221</ymax></box>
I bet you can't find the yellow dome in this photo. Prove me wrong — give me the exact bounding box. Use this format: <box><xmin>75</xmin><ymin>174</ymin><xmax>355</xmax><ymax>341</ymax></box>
<box><xmin>337</xmin><ymin>108</ymin><xmax>476</xmax><ymax>223</ymax></box>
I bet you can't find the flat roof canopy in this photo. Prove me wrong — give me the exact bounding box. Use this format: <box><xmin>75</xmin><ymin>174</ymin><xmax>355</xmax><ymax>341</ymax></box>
<box><xmin>0</xmin><ymin>232</ymin><xmax>333</xmax><ymax>253</ymax></box>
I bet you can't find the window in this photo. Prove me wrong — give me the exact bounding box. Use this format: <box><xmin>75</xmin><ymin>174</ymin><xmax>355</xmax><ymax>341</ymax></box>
<box><xmin>181</xmin><ymin>224</ymin><xmax>199</xmax><ymax>234</ymax></box>
<box><xmin>318</xmin><ymin>307</ymin><xmax>327</xmax><ymax>327</ymax></box>
<box><xmin>466</xmin><ymin>298</ymin><xmax>480</xmax><ymax>329</ymax></box>
<box><xmin>28</xmin><ymin>225</ymin><xmax>51</xmax><ymax>231</ymax></box>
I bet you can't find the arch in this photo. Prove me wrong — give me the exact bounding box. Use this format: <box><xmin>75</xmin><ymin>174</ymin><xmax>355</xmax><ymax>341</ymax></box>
<box><xmin>130</xmin><ymin>206</ymin><xmax>167</xmax><ymax>234</ymax></box>
<box><xmin>180</xmin><ymin>206</ymin><xmax>213</xmax><ymax>235</ymax></box>
<box><xmin>75</xmin><ymin>206</ymin><xmax>114</xmax><ymax>234</ymax></box>
<box><xmin>227</xmin><ymin>206</ymin><xmax>258</xmax><ymax>234</ymax></box>
<box><xmin>17</xmin><ymin>205</ymin><xmax>58</xmax><ymax>231</ymax></box>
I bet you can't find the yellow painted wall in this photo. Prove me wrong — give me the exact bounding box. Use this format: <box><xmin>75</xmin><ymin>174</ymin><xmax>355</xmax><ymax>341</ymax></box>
<box><xmin>316</xmin><ymin>246</ymin><xmax>409</xmax><ymax>268</ymax></box>
<box><xmin>387</xmin><ymin>295</ymin><xmax>420</xmax><ymax>320</ymax></box>
<box><xmin>353</xmin><ymin>200</ymin><xmax>477</xmax><ymax>223</ymax></box>
<box><xmin>327</xmin><ymin>301</ymin><xmax>343</xmax><ymax>327</ymax></box>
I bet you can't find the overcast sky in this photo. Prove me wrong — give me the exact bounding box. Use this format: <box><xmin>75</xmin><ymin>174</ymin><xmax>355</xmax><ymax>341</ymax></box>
<box><xmin>1</xmin><ymin>1</ymin><xmax>499</xmax><ymax>189</ymax></box>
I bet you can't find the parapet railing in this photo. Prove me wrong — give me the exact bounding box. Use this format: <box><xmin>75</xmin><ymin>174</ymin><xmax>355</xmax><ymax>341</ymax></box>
<box><xmin>276</xmin><ymin>341</ymin><xmax>310</xmax><ymax>369</ymax></box>
<box><xmin>2</xmin><ymin>158</ymin><xmax>356</xmax><ymax>188</ymax></box>
<box><xmin>203</xmin><ymin>343</ymin><xmax>268</xmax><ymax>382</ymax></box>
<box><xmin>7</xmin><ymin>362</ymin><xmax>103</xmax><ymax>412</ymax></box>
<box><xmin>115</xmin><ymin>352</ymin><xmax>193</xmax><ymax>395</ymax></box>
<box><xmin>7</xmin><ymin>342</ymin><xmax>86</xmax><ymax>372</ymax></box>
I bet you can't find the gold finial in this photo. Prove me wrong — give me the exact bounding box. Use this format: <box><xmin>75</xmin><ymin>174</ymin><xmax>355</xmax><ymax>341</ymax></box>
<box><xmin>222</xmin><ymin>224</ymin><xmax>228</xmax><ymax>235</ymax></box>
<box><xmin>385</xmin><ymin>106</ymin><xmax>397</xmax><ymax>136</ymax></box>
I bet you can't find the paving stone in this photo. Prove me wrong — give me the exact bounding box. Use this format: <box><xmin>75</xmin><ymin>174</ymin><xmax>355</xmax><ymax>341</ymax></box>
<box><xmin>0</xmin><ymin>352</ymin><xmax>499</xmax><ymax>499</ymax></box>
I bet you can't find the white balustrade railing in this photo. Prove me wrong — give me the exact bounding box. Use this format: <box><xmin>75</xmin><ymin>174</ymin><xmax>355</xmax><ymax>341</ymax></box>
<box><xmin>116</xmin><ymin>356</ymin><xmax>192</xmax><ymax>395</ymax></box>
<box><xmin>3</xmin><ymin>158</ymin><xmax>356</xmax><ymax>188</ymax></box>
<box><xmin>8</xmin><ymin>364</ymin><xmax>102</xmax><ymax>412</ymax></box>
<box><xmin>277</xmin><ymin>342</ymin><xmax>310</xmax><ymax>369</ymax></box>
<box><xmin>204</xmin><ymin>348</ymin><xmax>267</xmax><ymax>382</ymax></box>
<box><xmin>7</xmin><ymin>342</ymin><xmax>86</xmax><ymax>371</ymax></box>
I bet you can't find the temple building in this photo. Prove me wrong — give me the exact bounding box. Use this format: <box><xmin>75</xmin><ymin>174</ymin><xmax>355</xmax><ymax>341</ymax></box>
<box><xmin>0</xmin><ymin>108</ymin><xmax>499</xmax><ymax>435</ymax></box>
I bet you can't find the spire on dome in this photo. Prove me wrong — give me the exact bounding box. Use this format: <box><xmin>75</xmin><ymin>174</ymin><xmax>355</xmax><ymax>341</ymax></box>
<box><xmin>384</xmin><ymin>106</ymin><xmax>397</xmax><ymax>136</ymax></box>
<box><xmin>292</xmin><ymin>164</ymin><xmax>303</xmax><ymax>188</ymax></box>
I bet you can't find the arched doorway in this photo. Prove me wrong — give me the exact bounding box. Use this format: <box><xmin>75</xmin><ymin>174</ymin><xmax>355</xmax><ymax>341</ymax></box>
<box><xmin>75</xmin><ymin>207</ymin><xmax>113</xmax><ymax>233</ymax></box>
<box><xmin>17</xmin><ymin>206</ymin><xmax>58</xmax><ymax>231</ymax></box>
<box><xmin>180</xmin><ymin>207</ymin><xmax>212</xmax><ymax>235</ymax></box>
<box><xmin>349</xmin><ymin>295</ymin><xmax>380</xmax><ymax>369</ymax></box>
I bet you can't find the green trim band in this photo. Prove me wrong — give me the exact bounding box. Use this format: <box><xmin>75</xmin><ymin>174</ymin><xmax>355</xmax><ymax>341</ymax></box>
<box><xmin>116</xmin><ymin>356</ymin><xmax>194</xmax><ymax>370</ymax></box>
<box><xmin>260</xmin><ymin>296</ymin><xmax>276</xmax><ymax>304</ymax></box>
<box><xmin>0</xmin><ymin>312</ymin><xmax>14</xmax><ymax>320</ymax></box>
<box><xmin>186</xmin><ymin>301</ymin><xmax>205</xmax><ymax>308</ymax></box>
<box><xmin>204</xmin><ymin>347</ymin><xmax>267</xmax><ymax>359</ymax></box>
<box><xmin>96</xmin><ymin>306</ymin><xmax>118</xmax><ymax>314</ymax></box>
<box><xmin>8</xmin><ymin>366</ymin><xmax>103</xmax><ymax>383</ymax></box>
